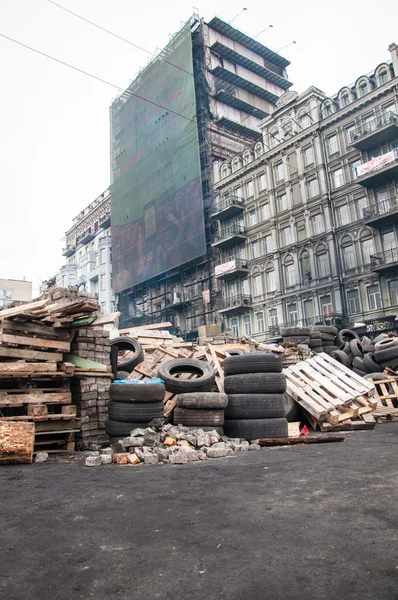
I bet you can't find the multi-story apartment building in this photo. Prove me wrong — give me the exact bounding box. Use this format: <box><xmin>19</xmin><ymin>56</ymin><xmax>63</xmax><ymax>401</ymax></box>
<box><xmin>111</xmin><ymin>13</ymin><xmax>291</xmax><ymax>334</ymax></box>
<box><xmin>212</xmin><ymin>43</ymin><xmax>398</xmax><ymax>340</ymax></box>
<box><xmin>61</xmin><ymin>189</ymin><xmax>113</xmax><ymax>313</ymax></box>
<box><xmin>0</xmin><ymin>278</ymin><xmax>32</xmax><ymax>307</ymax></box>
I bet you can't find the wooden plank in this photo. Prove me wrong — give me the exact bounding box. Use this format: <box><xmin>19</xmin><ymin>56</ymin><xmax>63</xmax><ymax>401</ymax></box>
<box><xmin>0</xmin><ymin>346</ymin><xmax>63</xmax><ymax>362</ymax></box>
<box><xmin>35</xmin><ymin>419</ymin><xmax>80</xmax><ymax>432</ymax></box>
<box><xmin>253</xmin><ymin>434</ymin><xmax>345</xmax><ymax>446</ymax></box>
<box><xmin>164</xmin><ymin>397</ymin><xmax>178</xmax><ymax>419</ymax></box>
<box><xmin>0</xmin><ymin>299</ymin><xmax>50</xmax><ymax>319</ymax></box>
<box><xmin>315</xmin><ymin>353</ymin><xmax>375</xmax><ymax>393</ymax></box>
<box><xmin>120</xmin><ymin>322</ymin><xmax>172</xmax><ymax>332</ymax></box>
<box><xmin>207</xmin><ymin>344</ymin><xmax>224</xmax><ymax>385</ymax></box>
<box><xmin>86</xmin><ymin>312</ymin><xmax>120</xmax><ymax>326</ymax></box>
<box><xmin>288</xmin><ymin>422</ymin><xmax>301</xmax><ymax>437</ymax></box>
<box><xmin>63</xmin><ymin>354</ymin><xmax>108</xmax><ymax>372</ymax></box>
<box><xmin>305</xmin><ymin>357</ymin><xmax>362</xmax><ymax>400</ymax></box>
<box><xmin>0</xmin><ymin>333</ymin><xmax>70</xmax><ymax>352</ymax></box>
<box><xmin>0</xmin><ymin>391</ymin><xmax>71</xmax><ymax>406</ymax></box>
<box><xmin>0</xmin><ymin>361</ymin><xmax>58</xmax><ymax>374</ymax></box>
<box><xmin>0</xmin><ymin>414</ymin><xmax>77</xmax><ymax>421</ymax></box>
<box><xmin>285</xmin><ymin>384</ymin><xmax>327</xmax><ymax>421</ymax></box>
<box><xmin>127</xmin><ymin>329</ymin><xmax>173</xmax><ymax>340</ymax></box>
<box><xmin>0</xmin><ymin>421</ymin><xmax>35</xmax><ymax>464</ymax></box>
<box><xmin>0</xmin><ymin>320</ymin><xmax>70</xmax><ymax>340</ymax></box>
<box><xmin>294</xmin><ymin>362</ymin><xmax>352</xmax><ymax>404</ymax></box>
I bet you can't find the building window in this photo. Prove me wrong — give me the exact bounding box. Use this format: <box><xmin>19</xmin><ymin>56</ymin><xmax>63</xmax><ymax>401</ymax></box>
<box><xmin>249</xmin><ymin>209</ymin><xmax>257</xmax><ymax>226</ymax></box>
<box><xmin>256</xmin><ymin>311</ymin><xmax>264</xmax><ymax>332</ymax></box>
<box><xmin>275</xmin><ymin>162</ymin><xmax>284</xmax><ymax>181</ymax></box>
<box><xmin>258</xmin><ymin>173</ymin><xmax>267</xmax><ymax>192</ymax></box>
<box><xmin>317</xmin><ymin>252</ymin><xmax>329</xmax><ymax>277</ymax></box>
<box><xmin>243</xmin><ymin>151</ymin><xmax>252</xmax><ymax>165</ymax></box>
<box><xmin>266</xmin><ymin>269</ymin><xmax>276</xmax><ymax>292</ymax></box>
<box><xmin>269</xmin><ymin>308</ymin><xmax>278</xmax><ymax>328</ymax></box>
<box><xmin>245</xmin><ymin>180</ymin><xmax>254</xmax><ymax>198</ymax></box>
<box><xmin>327</xmin><ymin>135</ymin><xmax>339</xmax><ymax>155</ymax></box>
<box><xmin>251</xmin><ymin>240</ymin><xmax>260</xmax><ymax>259</ymax></box>
<box><xmin>269</xmin><ymin>129</ymin><xmax>279</xmax><ymax>148</ymax></box>
<box><xmin>282</xmin><ymin>226</ymin><xmax>292</xmax><ymax>246</ymax></box>
<box><xmin>303</xmin><ymin>146</ymin><xmax>314</xmax><ymax>166</ymax></box>
<box><xmin>359</xmin><ymin>83</ymin><xmax>367</xmax><ymax>97</ymax></box>
<box><xmin>389</xmin><ymin>280</ymin><xmax>398</xmax><ymax>305</ymax></box>
<box><xmin>278</xmin><ymin>193</ymin><xmax>288</xmax><ymax>212</ymax></box>
<box><xmin>307</xmin><ymin>178</ymin><xmax>319</xmax><ymax>199</ymax></box>
<box><xmin>367</xmin><ymin>284</ymin><xmax>381</xmax><ymax>310</ymax></box>
<box><xmin>285</xmin><ymin>263</ymin><xmax>295</xmax><ymax>287</ymax></box>
<box><xmin>230</xmin><ymin>317</ymin><xmax>239</xmax><ymax>337</ymax></box>
<box><xmin>254</xmin><ymin>143</ymin><xmax>263</xmax><ymax>159</ymax></box>
<box><xmin>100</xmin><ymin>274</ymin><xmax>106</xmax><ymax>291</ymax></box>
<box><xmin>325</xmin><ymin>104</ymin><xmax>332</xmax><ymax>117</ymax></box>
<box><xmin>231</xmin><ymin>158</ymin><xmax>241</xmax><ymax>173</ymax></box>
<box><xmin>350</xmin><ymin>159</ymin><xmax>362</xmax><ymax>181</ymax></box>
<box><xmin>320</xmin><ymin>295</ymin><xmax>332</xmax><ymax>316</ymax></box>
<box><xmin>341</xmin><ymin>95</ymin><xmax>349</xmax><ymax>107</ymax></box>
<box><xmin>243</xmin><ymin>315</ymin><xmax>252</xmax><ymax>336</ymax></box>
<box><xmin>287</xmin><ymin>303</ymin><xmax>298</xmax><ymax>324</ymax></box>
<box><xmin>100</xmin><ymin>248</ymin><xmax>106</xmax><ymax>264</ymax></box>
<box><xmin>362</xmin><ymin>238</ymin><xmax>374</xmax><ymax>264</ymax></box>
<box><xmin>338</xmin><ymin>204</ymin><xmax>350</xmax><ymax>225</ymax></box>
<box><xmin>264</xmin><ymin>235</ymin><xmax>273</xmax><ymax>254</ymax></box>
<box><xmin>312</xmin><ymin>214</ymin><xmax>323</xmax><ymax>235</ymax></box>
<box><xmin>299</xmin><ymin>113</ymin><xmax>310</xmax><ymax>129</ymax></box>
<box><xmin>347</xmin><ymin>289</ymin><xmax>361</xmax><ymax>314</ymax></box>
<box><xmin>252</xmin><ymin>274</ymin><xmax>262</xmax><ymax>297</ymax></box>
<box><xmin>346</xmin><ymin>125</ymin><xmax>356</xmax><ymax>145</ymax></box>
<box><xmin>332</xmin><ymin>168</ymin><xmax>344</xmax><ymax>189</ymax></box>
<box><xmin>380</xmin><ymin>71</ymin><xmax>388</xmax><ymax>85</ymax></box>
<box><xmin>356</xmin><ymin>197</ymin><xmax>369</xmax><ymax>220</ymax></box>
<box><xmin>220</xmin><ymin>164</ymin><xmax>229</xmax><ymax>179</ymax></box>
<box><xmin>343</xmin><ymin>245</ymin><xmax>356</xmax><ymax>270</ymax></box>
<box><xmin>262</xmin><ymin>204</ymin><xmax>270</xmax><ymax>220</ymax></box>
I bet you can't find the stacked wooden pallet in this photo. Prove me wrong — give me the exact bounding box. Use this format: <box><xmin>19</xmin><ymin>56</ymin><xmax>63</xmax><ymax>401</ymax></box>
<box><xmin>369</xmin><ymin>376</ymin><xmax>398</xmax><ymax>421</ymax></box>
<box><xmin>284</xmin><ymin>353</ymin><xmax>377</xmax><ymax>431</ymax></box>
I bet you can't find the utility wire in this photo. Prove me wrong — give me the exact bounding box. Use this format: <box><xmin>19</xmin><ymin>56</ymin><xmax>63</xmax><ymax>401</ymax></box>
<box><xmin>0</xmin><ymin>32</ymin><xmax>196</xmax><ymax>123</ymax></box>
<box><xmin>47</xmin><ymin>0</ymin><xmax>194</xmax><ymax>77</ymax></box>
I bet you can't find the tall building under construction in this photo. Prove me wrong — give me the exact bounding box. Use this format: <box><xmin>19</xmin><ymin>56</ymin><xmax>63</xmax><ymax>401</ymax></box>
<box><xmin>110</xmin><ymin>13</ymin><xmax>291</xmax><ymax>334</ymax></box>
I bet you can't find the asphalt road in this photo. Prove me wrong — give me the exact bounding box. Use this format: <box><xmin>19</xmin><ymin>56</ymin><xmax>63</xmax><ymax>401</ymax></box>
<box><xmin>1</xmin><ymin>423</ymin><xmax>398</xmax><ymax>600</ymax></box>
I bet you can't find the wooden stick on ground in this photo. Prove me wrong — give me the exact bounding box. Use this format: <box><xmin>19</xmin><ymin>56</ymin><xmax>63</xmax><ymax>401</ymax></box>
<box><xmin>252</xmin><ymin>434</ymin><xmax>345</xmax><ymax>446</ymax></box>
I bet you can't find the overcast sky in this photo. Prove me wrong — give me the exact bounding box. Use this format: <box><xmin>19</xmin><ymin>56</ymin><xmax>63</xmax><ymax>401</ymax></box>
<box><xmin>0</xmin><ymin>0</ymin><xmax>397</xmax><ymax>296</ymax></box>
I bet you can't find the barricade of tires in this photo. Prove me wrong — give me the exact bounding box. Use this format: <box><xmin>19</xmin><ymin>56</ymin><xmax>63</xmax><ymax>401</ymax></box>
<box><xmin>157</xmin><ymin>358</ymin><xmax>224</xmax><ymax>432</ymax></box>
<box><xmin>330</xmin><ymin>330</ymin><xmax>398</xmax><ymax>377</ymax></box>
<box><xmin>280</xmin><ymin>326</ymin><xmax>311</xmax><ymax>346</ymax></box>
<box><xmin>310</xmin><ymin>326</ymin><xmax>339</xmax><ymax>355</ymax></box>
<box><xmin>105</xmin><ymin>380</ymin><xmax>165</xmax><ymax>439</ymax></box>
<box><xmin>223</xmin><ymin>353</ymin><xmax>288</xmax><ymax>440</ymax></box>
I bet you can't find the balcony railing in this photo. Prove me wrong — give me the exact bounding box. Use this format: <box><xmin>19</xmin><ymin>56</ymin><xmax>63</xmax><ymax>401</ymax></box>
<box><xmin>370</xmin><ymin>247</ymin><xmax>398</xmax><ymax>271</ymax></box>
<box><xmin>215</xmin><ymin>257</ymin><xmax>249</xmax><ymax>279</ymax></box>
<box><xmin>350</xmin><ymin>111</ymin><xmax>398</xmax><ymax>151</ymax></box>
<box><xmin>212</xmin><ymin>226</ymin><xmax>247</xmax><ymax>248</ymax></box>
<box><xmin>210</xmin><ymin>195</ymin><xmax>245</xmax><ymax>220</ymax></box>
<box><xmin>363</xmin><ymin>196</ymin><xmax>398</xmax><ymax>227</ymax></box>
<box><xmin>355</xmin><ymin>148</ymin><xmax>398</xmax><ymax>187</ymax></box>
<box><xmin>62</xmin><ymin>245</ymin><xmax>76</xmax><ymax>257</ymax></box>
<box><xmin>218</xmin><ymin>294</ymin><xmax>252</xmax><ymax>312</ymax></box>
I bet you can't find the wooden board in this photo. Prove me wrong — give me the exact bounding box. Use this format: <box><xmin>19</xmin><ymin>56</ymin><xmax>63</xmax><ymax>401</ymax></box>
<box><xmin>0</xmin><ymin>320</ymin><xmax>70</xmax><ymax>340</ymax></box>
<box><xmin>0</xmin><ymin>361</ymin><xmax>57</xmax><ymax>374</ymax></box>
<box><xmin>0</xmin><ymin>333</ymin><xmax>70</xmax><ymax>352</ymax></box>
<box><xmin>0</xmin><ymin>299</ymin><xmax>50</xmax><ymax>319</ymax></box>
<box><xmin>63</xmin><ymin>354</ymin><xmax>109</xmax><ymax>372</ymax></box>
<box><xmin>0</xmin><ymin>346</ymin><xmax>63</xmax><ymax>362</ymax></box>
<box><xmin>120</xmin><ymin>322</ymin><xmax>172</xmax><ymax>332</ymax></box>
<box><xmin>253</xmin><ymin>434</ymin><xmax>345</xmax><ymax>446</ymax></box>
<box><xmin>0</xmin><ymin>391</ymin><xmax>72</xmax><ymax>406</ymax></box>
<box><xmin>0</xmin><ymin>420</ymin><xmax>35</xmax><ymax>464</ymax></box>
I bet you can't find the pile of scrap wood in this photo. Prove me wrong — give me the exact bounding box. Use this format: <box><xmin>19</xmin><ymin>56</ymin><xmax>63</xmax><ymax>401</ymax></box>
<box><xmin>284</xmin><ymin>352</ymin><xmax>378</xmax><ymax>431</ymax></box>
<box><xmin>0</xmin><ymin>296</ymin><xmax>114</xmax><ymax>457</ymax></box>
<box><xmin>368</xmin><ymin>374</ymin><xmax>398</xmax><ymax>422</ymax></box>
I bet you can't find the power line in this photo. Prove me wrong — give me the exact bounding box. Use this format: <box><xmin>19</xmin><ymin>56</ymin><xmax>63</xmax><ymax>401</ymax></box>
<box><xmin>0</xmin><ymin>32</ymin><xmax>196</xmax><ymax>124</ymax></box>
<box><xmin>47</xmin><ymin>0</ymin><xmax>194</xmax><ymax>77</ymax></box>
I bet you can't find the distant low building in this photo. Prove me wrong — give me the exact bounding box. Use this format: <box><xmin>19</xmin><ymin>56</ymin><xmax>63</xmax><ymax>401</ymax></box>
<box><xmin>0</xmin><ymin>278</ymin><xmax>32</xmax><ymax>307</ymax></box>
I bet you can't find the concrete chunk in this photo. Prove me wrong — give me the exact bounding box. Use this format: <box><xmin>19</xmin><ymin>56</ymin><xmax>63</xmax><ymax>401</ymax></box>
<box><xmin>206</xmin><ymin>448</ymin><xmax>228</xmax><ymax>458</ymax></box>
<box><xmin>143</xmin><ymin>430</ymin><xmax>161</xmax><ymax>447</ymax></box>
<box><xmin>85</xmin><ymin>455</ymin><xmax>102</xmax><ymax>467</ymax></box>
<box><xmin>144</xmin><ymin>453</ymin><xmax>159</xmax><ymax>465</ymax></box>
<box><xmin>131</xmin><ymin>428</ymin><xmax>147</xmax><ymax>437</ymax></box>
<box><xmin>100</xmin><ymin>454</ymin><xmax>113</xmax><ymax>465</ymax></box>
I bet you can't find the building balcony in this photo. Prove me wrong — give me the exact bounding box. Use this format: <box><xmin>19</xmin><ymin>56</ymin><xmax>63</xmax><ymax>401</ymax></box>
<box><xmin>355</xmin><ymin>148</ymin><xmax>398</xmax><ymax>188</ymax></box>
<box><xmin>363</xmin><ymin>196</ymin><xmax>398</xmax><ymax>228</ymax></box>
<box><xmin>214</xmin><ymin>115</ymin><xmax>262</xmax><ymax>141</ymax></box>
<box><xmin>87</xmin><ymin>266</ymin><xmax>99</xmax><ymax>282</ymax></box>
<box><xmin>211</xmin><ymin>226</ymin><xmax>247</xmax><ymax>249</ymax></box>
<box><xmin>100</xmin><ymin>213</ymin><xmax>111</xmax><ymax>229</ymax></box>
<box><xmin>210</xmin><ymin>195</ymin><xmax>245</xmax><ymax>220</ymax></box>
<box><xmin>165</xmin><ymin>292</ymin><xmax>192</xmax><ymax>309</ymax></box>
<box><xmin>350</xmin><ymin>111</ymin><xmax>398</xmax><ymax>151</ymax></box>
<box><xmin>370</xmin><ymin>247</ymin><xmax>398</xmax><ymax>273</ymax></box>
<box><xmin>214</xmin><ymin>88</ymin><xmax>268</xmax><ymax>119</ymax></box>
<box><xmin>62</xmin><ymin>245</ymin><xmax>76</xmax><ymax>257</ymax></box>
<box><xmin>60</xmin><ymin>264</ymin><xmax>77</xmax><ymax>274</ymax></box>
<box><xmin>215</xmin><ymin>258</ymin><xmax>249</xmax><ymax>280</ymax></box>
<box><xmin>79</xmin><ymin>231</ymin><xmax>96</xmax><ymax>245</ymax></box>
<box><xmin>219</xmin><ymin>294</ymin><xmax>252</xmax><ymax>314</ymax></box>
<box><xmin>98</xmin><ymin>235</ymin><xmax>112</xmax><ymax>246</ymax></box>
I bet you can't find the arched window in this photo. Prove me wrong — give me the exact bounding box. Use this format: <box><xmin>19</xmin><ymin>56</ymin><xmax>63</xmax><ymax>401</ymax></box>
<box><xmin>269</xmin><ymin>128</ymin><xmax>279</xmax><ymax>148</ymax></box>
<box><xmin>338</xmin><ymin>88</ymin><xmax>352</xmax><ymax>108</ymax></box>
<box><xmin>360</xmin><ymin>229</ymin><xmax>375</xmax><ymax>265</ymax></box>
<box><xmin>265</xmin><ymin>261</ymin><xmax>276</xmax><ymax>293</ymax></box>
<box><xmin>323</xmin><ymin>101</ymin><xmax>333</xmax><ymax>117</ymax></box>
<box><xmin>254</xmin><ymin>142</ymin><xmax>263</xmax><ymax>159</ymax></box>
<box><xmin>298</xmin><ymin>111</ymin><xmax>310</xmax><ymax>129</ymax></box>
<box><xmin>243</xmin><ymin>150</ymin><xmax>252</xmax><ymax>165</ymax></box>
<box><xmin>341</xmin><ymin>235</ymin><xmax>356</xmax><ymax>271</ymax></box>
<box><xmin>231</xmin><ymin>157</ymin><xmax>241</xmax><ymax>173</ymax></box>
<box><xmin>315</xmin><ymin>244</ymin><xmax>330</xmax><ymax>278</ymax></box>
<box><xmin>356</xmin><ymin>77</ymin><xmax>370</xmax><ymax>98</ymax></box>
<box><xmin>282</xmin><ymin>118</ymin><xmax>293</xmax><ymax>138</ymax></box>
<box><xmin>220</xmin><ymin>163</ymin><xmax>229</xmax><ymax>179</ymax></box>
<box><xmin>284</xmin><ymin>254</ymin><xmax>296</xmax><ymax>287</ymax></box>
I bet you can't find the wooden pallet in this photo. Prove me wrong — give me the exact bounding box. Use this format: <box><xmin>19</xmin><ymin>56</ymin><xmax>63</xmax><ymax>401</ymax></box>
<box><xmin>284</xmin><ymin>353</ymin><xmax>376</xmax><ymax>426</ymax></box>
<box><xmin>34</xmin><ymin>430</ymin><xmax>77</xmax><ymax>453</ymax></box>
<box><xmin>369</xmin><ymin>376</ymin><xmax>398</xmax><ymax>421</ymax></box>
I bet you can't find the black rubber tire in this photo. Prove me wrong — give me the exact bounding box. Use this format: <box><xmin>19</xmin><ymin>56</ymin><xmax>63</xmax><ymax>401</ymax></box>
<box><xmin>349</xmin><ymin>338</ymin><xmax>364</xmax><ymax>358</ymax></box>
<box><xmin>226</xmin><ymin>349</ymin><xmax>246</xmax><ymax>356</ymax></box>
<box><xmin>224</xmin><ymin>418</ymin><xmax>289</xmax><ymax>441</ymax></box>
<box><xmin>158</xmin><ymin>358</ymin><xmax>215</xmax><ymax>394</ymax></box>
<box><xmin>373</xmin><ymin>333</ymin><xmax>389</xmax><ymax>344</ymax></box>
<box><xmin>280</xmin><ymin>327</ymin><xmax>310</xmax><ymax>336</ymax></box>
<box><xmin>223</xmin><ymin>353</ymin><xmax>282</xmax><ymax>375</ymax></box>
<box><xmin>173</xmin><ymin>408</ymin><xmax>224</xmax><ymax>426</ymax></box>
<box><xmin>312</xmin><ymin>325</ymin><xmax>338</xmax><ymax>336</ymax></box>
<box><xmin>363</xmin><ymin>352</ymin><xmax>384</xmax><ymax>373</ymax></box>
<box><xmin>284</xmin><ymin>393</ymin><xmax>301</xmax><ymax>422</ymax></box>
<box><xmin>362</xmin><ymin>344</ymin><xmax>375</xmax><ymax>353</ymax></box>
<box><xmin>352</xmin><ymin>368</ymin><xmax>367</xmax><ymax>377</ymax></box>
<box><xmin>108</xmin><ymin>400</ymin><xmax>164</xmax><ymax>422</ymax></box>
<box><xmin>185</xmin><ymin>426</ymin><xmax>224</xmax><ymax>435</ymax></box>
<box><xmin>110</xmin><ymin>383</ymin><xmax>165</xmax><ymax>403</ymax></box>
<box><xmin>363</xmin><ymin>372</ymin><xmax>387</xmax><ymax>381</ymax></box>
<box><xmin>312</xmin><ymin>347</ymin><xmax>324</xmax><ymax>353</ymax></box>
<box><xmin>110</xmin><ymin>337</ymin><xmax>144</xmax><ymax>373</ymax></box>
<box><xmin>225</xmin><ymin>394</ymin><xmax>287</xmax><ymax>419</ymax></box>
<box><xmin>352</xmin><ymin>356</ymin><xmax>366</xmax><ymax>371</ymax></box>
<box><xmin>331</xmin><ymin>350</ymin><xmax>352</xmax><ymax>367</ymax></box>
<box><xmin>374</xmin><ymin>338</ymin><xmax>398</xmax><ymax>352</ymax></box>
<box><xmin>177</xmin><ymin>392</ymin><xmax>228</xmax><ymax>409</ymax></box>
<box><xmin>374</xmin><ymin>344</ymin><xmax>398</xmax><ymax>364</ymax></box>
<box><xmin>105</xmin><ymin>419</ymin><xmax>146</xmax><ymax>437</ymax></box>
<box><xmin>309</xmin><ymin>339</ymin><xmax>323</xmax><ymax>348</ymax></box>
<box><xmin>224</xmin><ymin>373</ymin><xmax>286</xmax><ymax>394</ymax></box>
<box><xmin>336</xmin><ymin>329</ymin><xmax>359</xmax><ymax>345</ymax></box>
<box><xmin>283</xmin><ymin>336</ymin><xmax>310</xmax><ymax>344</ymax></box>
<box><xmin>361</xmin><ymin>336</ymin><xmax>372</xmax><ymax>346</ymax></box>
<box><xmin>323</xmin><ymin>345</ymin><xmax>339</xmax><ymax>354</ymax></box>
<box><xmin>309</xmin><ymin>331</ymin><xmax>322</xmax><ymax>339</ymax></box>
<box><xmin>338</xmin><ymin>342</ymin><xmax>350</xmax><ymax>355</ymax></box>
<box><xmin>116</xmin><ymin>370</ymin><xmax>130</xmax><ymax>380</ymax></box>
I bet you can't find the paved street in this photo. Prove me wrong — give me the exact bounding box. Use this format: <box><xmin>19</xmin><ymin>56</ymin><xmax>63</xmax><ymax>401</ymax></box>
<box><xmin>1</xmin><ymin>423</ymin><xmax>398</xmax><ymax>600</ymax></box>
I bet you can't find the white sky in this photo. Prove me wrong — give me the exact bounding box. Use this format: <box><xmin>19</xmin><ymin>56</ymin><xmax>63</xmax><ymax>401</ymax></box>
<box><xmin>0</xmin><ymin>0</ymin><xmax>397</xmax><ymax>296</ymax></box>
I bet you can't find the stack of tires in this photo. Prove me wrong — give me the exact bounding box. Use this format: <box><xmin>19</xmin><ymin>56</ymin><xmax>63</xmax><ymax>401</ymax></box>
<box><xmin>157</xmin><ymin>359</ymin><xmax>223</xmax><ymax>432</ymax></box>
<box><xmin>310</xmin><ymin>325</ymin><xmax>339</xmax><ymax>354</ymax></box>
<box><xmin>331</xmin><ymin>330</ymin><xmax>398</xmax><ymax>377</ymax></box>
<box><xmin>223</xmin><ymin>353</ymin><xmax>288</xmax><ymax>440</ymax></box>
<box><xmin>105</xmin><ymin>381</ymin><xmax>165</xmax><ymax>441</ymax></box>
<box><xmin>281</xmin><ymin>327</ymin><xmax>310</xmax><ymax>346</ymax></box>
